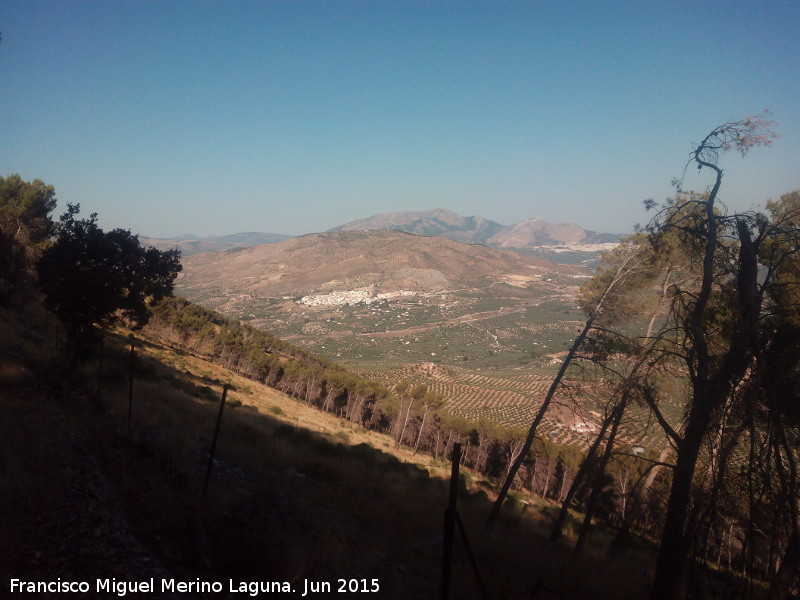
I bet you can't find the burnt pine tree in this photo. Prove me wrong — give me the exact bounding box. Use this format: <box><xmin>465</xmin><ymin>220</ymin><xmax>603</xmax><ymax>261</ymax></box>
<box><xmin>486</xmin><ymin>235</ymin><xmax>653</xmax><ymax>532</ymax></box>
<box><xmin>641</xmin><ymin>113</ymin><xmax>781</xmax><ymax>600</ymax></box>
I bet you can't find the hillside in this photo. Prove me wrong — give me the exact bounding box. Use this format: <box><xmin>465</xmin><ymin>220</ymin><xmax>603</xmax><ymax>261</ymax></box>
<box><xmin>175</xmin><ymin>229</ymin><xmax>589</xmax><ymax>370</ymax></box>
<box><xmin>0</xmin><ymin>305</ymin><xmax>655</xmax><ymax>600</ymax></box>
<box><xmin>178</xmin><ymin>229</ymin><xmax>571</xmax><ymax>295</ymax></box>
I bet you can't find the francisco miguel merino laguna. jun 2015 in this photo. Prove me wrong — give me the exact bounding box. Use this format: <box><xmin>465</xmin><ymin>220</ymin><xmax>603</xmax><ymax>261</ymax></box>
<box><xmin>9</xmin><ymin>577</ymin><xmax>382</xmax><ymax>596</ymax></box>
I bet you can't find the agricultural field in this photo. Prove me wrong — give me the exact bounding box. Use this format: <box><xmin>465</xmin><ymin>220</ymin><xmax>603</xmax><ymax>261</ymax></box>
<box><xmin>175</xmin><ymin>233</ymin><xmax>683</xmax><ymax>451</ymax></box>
<box><xmin>246</xmin><ymin>292</ymin><xmax>589</xmax><ymax>370</ymax></box>
<box><xmin>352</xmin><ymin>361</ymin><xmax>677</xmax><ymax>453</ymax></box>
<box><xmin>179</xmin><ymin>275</ymin><xmax>681</xmax><ymax>452</ymax></box>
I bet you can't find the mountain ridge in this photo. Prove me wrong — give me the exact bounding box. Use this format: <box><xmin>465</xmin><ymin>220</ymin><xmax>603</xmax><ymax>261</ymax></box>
<box><xmin>177</xmin><ymin>229</ymin><xmax>574</xmax><ymax>300</ymax></box>
<box><xmin>147</xmin><ymin>208</ymin><xmax>623</xmax><ymax>258</ymax></box>
<box><xmin>328</xmin><ymin>207</ymin><xmax>622</xmax><ymax>247</ymax></box>
<box><xmin>139</xmin><ymin>231</ymin><xmax>292</xmax><ymax>256</ymax></box>
<box><xmin>327</xmin><ymin>208</ymin><xmax>508</xmax><ymax>244</ymax></box>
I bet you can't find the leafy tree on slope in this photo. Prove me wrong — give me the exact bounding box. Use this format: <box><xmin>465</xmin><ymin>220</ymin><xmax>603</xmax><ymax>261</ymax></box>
<box><xmin>37</xmin><ymin>203</ymin><xmax>181</xmax><ymax>349</ymax></box>
<box><xmin>0</xmin><ymin>174</ymin><xmax>57</xmax><ymax>306</ymax></box>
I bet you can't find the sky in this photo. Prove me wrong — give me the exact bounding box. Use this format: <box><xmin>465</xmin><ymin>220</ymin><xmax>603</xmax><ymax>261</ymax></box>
<box><xmin>2</xmin><ymin>1</ymin><xmax>799</xmax><ymax>238</ymax></box>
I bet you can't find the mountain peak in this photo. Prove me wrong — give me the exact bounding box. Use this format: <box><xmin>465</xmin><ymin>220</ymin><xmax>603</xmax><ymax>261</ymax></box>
<box><xmin>489</xmin><ymin>218</ymin><xmax>588</xmax><ymax>245</ymax></box>
<box><xmin>328</xmin><ymin>208</ymin><xmax>505</xmax><ymax>243</ymax></box>
<box><xmin>328</xmin><ymin>209</ymin><xmax>619</xmax><ymax>250</ymax></box>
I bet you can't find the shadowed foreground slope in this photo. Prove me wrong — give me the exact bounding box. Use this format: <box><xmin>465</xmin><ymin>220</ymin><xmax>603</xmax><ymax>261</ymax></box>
<box><xmin>0</xmin><ymin>306</ymin><xmax>657</xmax><ymax>599</ymax></box>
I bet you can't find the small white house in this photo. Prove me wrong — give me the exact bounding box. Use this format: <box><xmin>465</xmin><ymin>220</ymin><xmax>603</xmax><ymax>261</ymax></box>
<box><xmin>570</xmin><ymin>421</ymin><xmax>596</xmax><ymax>434</ymax></box>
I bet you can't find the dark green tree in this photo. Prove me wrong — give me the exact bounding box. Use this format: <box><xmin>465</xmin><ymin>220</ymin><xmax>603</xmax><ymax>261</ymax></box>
<box><xmin>0</xmin><ymin>174</ymin><xmax>56</xmax><ymax>249</ymax></box>
<box><xmin>37</xmin><ymin>203</ymin><xmax>181</xmax><ymax>347</ymax></box>
<box><xmin>0</xmin><ymin>174</ymin><xmax>57</xmax><ymax>306</ymax></box>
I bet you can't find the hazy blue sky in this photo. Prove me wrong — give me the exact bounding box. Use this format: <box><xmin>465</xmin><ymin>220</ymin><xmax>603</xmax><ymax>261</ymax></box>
<box><xmin>3</xmin><ymin>1</ymin><xmax>798</xmax><ymax>238</ymax></box>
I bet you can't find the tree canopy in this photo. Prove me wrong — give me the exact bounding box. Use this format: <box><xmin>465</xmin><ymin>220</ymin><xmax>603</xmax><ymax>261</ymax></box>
<box><xmin>0</xmin><ymin>174</ymin><xmax>57</xmax><ymax>249</ymax></box>
<box><xmin>37</xmin><ymin>203</ymin><xmax>181</xmax><ymax>345</ymax></box>
<box><xmin>580</xmin><ymin>115</ymin><xmax>799</xmax><ymax>600</ymax></box>
<box><xmin>0</xmin><ymin>174</ymin><xmax>58</xmax><ymax>306</ymax></box>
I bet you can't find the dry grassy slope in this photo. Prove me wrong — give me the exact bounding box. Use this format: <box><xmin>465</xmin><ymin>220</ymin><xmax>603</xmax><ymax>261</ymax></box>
<box><xmin>178</xmin><ymin>229</ymin><xmax>581</xmax><ymax>297</ymax></box>
<box><xmin>1</xmin><ymin>301</ymin><xmax>657</xmax><ymax>599</ymax></box>
<box><xmin>140</xmin><ymin>333</ymin><xmax>455</xmax><ymax>478</ymax></box>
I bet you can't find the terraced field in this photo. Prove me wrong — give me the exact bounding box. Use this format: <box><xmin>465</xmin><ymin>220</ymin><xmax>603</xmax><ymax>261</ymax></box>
<box><xmin>353</xmin><ymin>362</ymin><xmax>683</xmax><ymax>451</ymax></box>
<box><xmin>356</xmin><ymin>364</ymin><xmax>571</xmax><ymax>427</ymax></box>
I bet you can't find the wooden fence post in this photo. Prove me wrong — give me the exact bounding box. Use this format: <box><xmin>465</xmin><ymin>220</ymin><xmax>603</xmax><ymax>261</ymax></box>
<box><xmin>202</xmin><ymin>384</ymin><xmax>228</xmax><ymax>498</ymax></box>
<box><xmin>441</xmin><ymin>442</ymin><xmax>461</xmax><ymax>600</ymax></box>
<box><xmin>127</xmin><ymin>340</ymin><xmax>134</xmax><ymax>433</ymax></box>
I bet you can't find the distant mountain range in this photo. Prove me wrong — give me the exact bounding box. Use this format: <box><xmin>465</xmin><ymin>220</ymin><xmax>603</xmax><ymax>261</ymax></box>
<box><xmin>330</xmin><ymin>208</ymin><xmax>619</xmax><ymax>248</ymax></box>
<box><xmin>144</xmin><ymin>208</ymin><xmax>622</xmax><ymax>264</ymax></box>
<box><xmin>139</xmin><ymin>232</ymin><xmax>292</xmax><ymax>256</ymax></box>
<box><xmin>329</xmin><ymin>208</ymin><xmax>507</xmax><ymax>244</ymax></box>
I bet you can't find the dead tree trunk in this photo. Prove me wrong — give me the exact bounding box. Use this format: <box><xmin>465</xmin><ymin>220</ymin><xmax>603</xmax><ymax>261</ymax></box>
<box><xmin>574</xmin><ymin>398</ymin><xmax>625</xmax><ymax>556</ymax></box>
<box><xmin>550</xmin><ymin>402</ymin><xmax>621</xmax><ymax>543</ymax></box>
<box><xmin>486</xmin><ymin>252</ymin><xmax>643</xmax><ymax>532</ymax></box>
